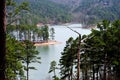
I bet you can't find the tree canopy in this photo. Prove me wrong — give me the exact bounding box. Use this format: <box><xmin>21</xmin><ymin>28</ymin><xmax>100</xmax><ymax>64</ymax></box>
<box><xmin>59</xmin><ymin>20</ymin><xmax>120</xmax><ymax>80</ymax></box>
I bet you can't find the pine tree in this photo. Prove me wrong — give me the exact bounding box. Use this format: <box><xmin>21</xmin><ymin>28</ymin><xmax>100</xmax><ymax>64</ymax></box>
<box><xmin>0</xmin><ymin>0</ymin><xmax>6</xmax><ymax>79</ymax></box>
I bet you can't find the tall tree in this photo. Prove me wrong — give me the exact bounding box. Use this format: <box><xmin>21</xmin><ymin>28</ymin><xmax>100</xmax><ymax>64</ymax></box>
<box><xmin>0</xmin><ymin>0</ymin><xmax>6</xmax><ymax>79</ymax></box>
<box><xmin>6</xmin><ymin>35</ymin><xmax>25</xmax><ymax>80</ymax></box>
<box><xmin>49</xmin><ymin>60</ymin><xmax>59</xmax><ymax>80</ymax></box>
<box><xmin>42</xmin><ymin>25</ymin><xmax>49</xmax><ymax>42</ymax></box>
<box><xmin>50</xmin><ymin>27</ymin><xmax>55</xmax><ymax>40</ymax></box>
<box><xmin>22</xmin><ymin>40</ymin><xmax>40</xmax><ymax>80</ymax></box>
<box><xmin>80</xmin><ymin>20</ymin><xmax>120</xmax><ymax>80</ymax></box>
<box><xmin>6</xmin><ymin>0</ymin><xmax>29</xmax><ymax>26</ymax></box>
<box><xmin>60</xmin><ymin>37</ymin><xmax>78</xmax><ymax>80</ymax></box>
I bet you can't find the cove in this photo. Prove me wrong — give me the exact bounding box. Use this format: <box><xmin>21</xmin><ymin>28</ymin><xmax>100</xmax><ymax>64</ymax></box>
<box><xmin>29</xmin><ymin>24</ymin><xmax>91</xmax><ymax>80</ymax></box>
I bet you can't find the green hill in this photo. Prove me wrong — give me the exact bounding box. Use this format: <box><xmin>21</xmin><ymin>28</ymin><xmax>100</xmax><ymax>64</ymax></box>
<box><xmin>72</xmin><ymin>0</ymin><xmax>120</xmax><ymax>24</ymax></box>
<box><xmin>15</xmin><ymin>0</ymin><xmax>120</xmax><ymax>25</ymax></box>
<box><xmin>15</xmin><ymin>0</ymin><xmax>72</xmax><ymax>25</ymax></box>
<box><xmin>49</xmin><ymin>0</ymin><xmax>120</xmax><ymax>25</ymax></box>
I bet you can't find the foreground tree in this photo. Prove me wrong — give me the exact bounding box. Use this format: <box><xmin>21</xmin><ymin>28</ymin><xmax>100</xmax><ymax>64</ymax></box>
<box><xmin>59</xmin><ymin>37</ymin><xmax>78</xmax><ymax>80</ymax></box>
<box><xmin>22</xmin><ymin>40</ymin><xmax>40</xmax><ymax>80</ymax></box>
<box><xmin>6</xmin><ymin>35</ymin><xmax>25</xmax><ymax>80</ymax></box>
<box><xmin>6</xmin><ymin>0</ymin><xmax>41</xmax><ymax>80</ymax></box>
<box><xmin>6</xmin><ymin>0</ymin><xmax>29</xmax><ymax>25</ymax></box>
<box><xmin>59</xmin><ymin>20</ymin><xmax>120</xmax><ymax>80</ymax></box>
<box><xmin>0</xmin><ymin>0</ymin><xmax>6</xmax><ymax>79</ymax></box>
<box><xmin>81</xmin><ymin>20</ymin><xmax>120</xmax><ymax>80</ymax></box>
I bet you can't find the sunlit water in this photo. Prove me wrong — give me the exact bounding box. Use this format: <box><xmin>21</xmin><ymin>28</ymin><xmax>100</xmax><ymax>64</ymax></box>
<box><xmin>29</xmin><ymin>24</ymin><xmax>91</xmax><ymax>80</ymax></box>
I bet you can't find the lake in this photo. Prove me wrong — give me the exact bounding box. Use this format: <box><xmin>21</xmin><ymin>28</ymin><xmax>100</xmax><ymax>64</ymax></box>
<box><xmin>29</xmin><ymin>24</ymin><xmax>91</xmax><ymax>80</ymax></box>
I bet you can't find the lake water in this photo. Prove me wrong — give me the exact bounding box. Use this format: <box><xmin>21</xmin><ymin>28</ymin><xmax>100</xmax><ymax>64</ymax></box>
<box><xmin>29</xmin><ymin>24</ymin><xmax>91</xmax><ymax>80</ymax></box>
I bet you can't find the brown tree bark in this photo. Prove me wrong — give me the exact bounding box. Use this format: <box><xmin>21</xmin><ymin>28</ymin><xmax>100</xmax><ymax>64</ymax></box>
<box><xmin>77</xmin><ymin>34</ymin><xmax>81</xmax><ymax>80</ymax></box>
<box><xmin>0</xmin><ymin>0</ymin><xmax>6</xmax><ymax>80</ymax></box>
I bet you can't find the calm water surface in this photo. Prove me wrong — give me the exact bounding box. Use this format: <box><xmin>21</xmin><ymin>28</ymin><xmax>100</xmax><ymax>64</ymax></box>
<box><xmin>29</xmin><ymin>24</ymin><xmax>91</xmax><ymax>80</ymax></box>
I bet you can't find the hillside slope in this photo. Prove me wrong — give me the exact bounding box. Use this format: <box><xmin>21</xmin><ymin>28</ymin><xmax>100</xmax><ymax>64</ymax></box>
<box><xmin>49</xmin><ymin>0</ymin><xmax>81</xmax><ymax>11</ymax></box>
<box><xmin>50</xmin><ymin>0</ymin><xmax>120</xmax><ymax>25</ymax></box>
<box><xmin>15</xmin><ymin>0</ymin><xmax>72</xmax><ymax>24</ymax></box>
<box><xmin>72</xmin><ymin>0</ymin><xmax>120</xmax><ymax>24</ymax></box>
<box><xmin>15</xmin><ymin>0</ymin><xmax>120</xmax><ymax>25</ymax></box>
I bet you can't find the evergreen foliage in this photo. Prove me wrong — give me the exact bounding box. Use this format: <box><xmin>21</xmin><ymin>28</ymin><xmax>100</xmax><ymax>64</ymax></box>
<box><xmin>6</xmin><ymin>1</ymin><xmax>41</xmax><ymax>79</ymax></box>
<box><xmin>49</xmin><ymin>60</ymin><xmax>59</xmax><ymax>80</ymax></box>
<box><xmin>6</xmin><ymin>35</ymin><xmax>41</xmax><ymax>80</ymax></box>
<box><xmin>59</xmin><ymin>37</ymin><xmax>78</xmax><ymax>80</ymax></box>
<box><xmin>6</xmin><ymin>24</ymin><xmax>52</xmax><ymax>42</ymax></box>
<box><xmin>14</xmin><ymin>0</ymin><xmax>72</xmax><ymax>24</ymax></box>
<box><xmin>59</xmin><ymin>20</ymin><xmax>120</xmax><ymax>80</ymax></box>
<box><xmin>73</xmin><ymin>0</ymin><xmax>120</xmax><ymax>24</ymax></box>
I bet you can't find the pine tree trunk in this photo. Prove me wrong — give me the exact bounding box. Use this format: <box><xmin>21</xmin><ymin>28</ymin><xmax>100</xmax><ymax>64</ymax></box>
<box><xmin>77</xmin><ymin>34</ymin><xmax>81</xmax><ymax>80</ymax></box>
<box><xmin>104</xmin><ymin>53</ymin><xmax>107</xmax><ymax>80</ymax></box>
<box><xmin>96</xmin><ymin>68</ymin><xmax>99</xmax><ymax>80</ymax></box>
<box><xmin>27</xmin><ymin>49</ymin><xmax>29</xmax><ymax>80</ymax></box>
<box><xmin>0</xmin><ymin>0</ymin><xmax>6</xmax><ymax>79</ymax></box>
<box><xmin>27</xmin><ymin>63</ymin><xmax>29</xmax><ymax>80</ymax></box>
<box><xmin>93</xmin><ymin>64</ymin><xmax>95</xmax><ymax>80</ymax></box>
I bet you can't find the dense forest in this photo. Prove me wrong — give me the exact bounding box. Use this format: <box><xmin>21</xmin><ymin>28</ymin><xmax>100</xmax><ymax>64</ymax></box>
<box><xmin>50</xmin><ymin>0</ymin><xmax>120</xmax><ymax>25</ymax></box>
<box><xmin>58</xmin><ymin>20</ymin><xmax>120</xmax><ymax>80</ymax></box>
<box><xmin>9</xmin><ymin>0</ymin><xmax>120</xmax><ymax>25</ymax></box>
<box><xmin>72</xmin><ymin>0</ymin><xmax>120</xmax><ymax>25</ymax></box>
<box><xmin>14</xmin><ymin>0</ymin><xmax>72</xmax><ymax>25</ymax></box>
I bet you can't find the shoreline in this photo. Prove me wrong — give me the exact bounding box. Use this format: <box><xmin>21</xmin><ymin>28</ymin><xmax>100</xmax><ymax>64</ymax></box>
<box><xmin>34</xmin><ymin>40</ymin><xmax>62</xmax><ymax>46</ymax></box>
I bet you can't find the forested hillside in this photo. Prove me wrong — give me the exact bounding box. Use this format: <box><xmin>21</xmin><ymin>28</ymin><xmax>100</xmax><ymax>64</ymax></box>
<box><xmin>50</xmin><ymin>0</ymin><xmax>120</xmax><ymax>25</ymax></box>
<box><xmin>14</xmin><ymin>0</ymin><xmax>120</xmax><ymax>25</ymax></box>
<box><xmin>15</xmin><ymin>0</ymin><xmax>72</xmax><ymax>25</ymax></box>
<box><xmin>72</xmin><ymin>0</ymin><xmax>120</xmax><ymax>24</ymax></box>
<box><xmin>49</xmin><ymin>0</ymin><xmax>81</xmax><ymax>11</ymax></box>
